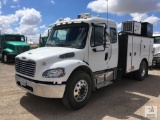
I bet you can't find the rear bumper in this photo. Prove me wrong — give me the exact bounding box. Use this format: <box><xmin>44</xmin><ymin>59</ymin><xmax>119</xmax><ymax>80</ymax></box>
<box><xmin>15</xmin><ymin>74</ymin><xmax>66</xmax><ymax>98</ymax></box>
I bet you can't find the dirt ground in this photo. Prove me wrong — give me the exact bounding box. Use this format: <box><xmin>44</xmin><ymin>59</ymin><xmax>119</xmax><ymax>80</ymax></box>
<box><xmin>0</xmin><ymin>62</ymin><xmax>160</xmax><ymax>120</ymax></box>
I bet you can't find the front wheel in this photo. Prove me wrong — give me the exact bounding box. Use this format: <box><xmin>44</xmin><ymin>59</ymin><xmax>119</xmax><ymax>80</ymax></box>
<box><xmin>62</xmin><ymin>71</ymin><xmax>92</xmax><ymax>110</ymax></box>
<box><xmin>2</xmin><ymin>54</ymin><xmax>9</xmax><ymax>63</ymax></box>
<box><xmin>135</xmin><ymin>61</ymin><xmax>148</xmax><ymax>81</ymax></box>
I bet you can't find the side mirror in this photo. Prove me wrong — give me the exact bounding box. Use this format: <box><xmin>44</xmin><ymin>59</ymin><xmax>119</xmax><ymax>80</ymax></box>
<box><xmin>48</xmin><ymin>29</ymin><xmax>52</xmax><ymax>37</ymax></box>
<box><xmin>105</xmin><ymin>41</ymin><xmax>111</xmax><ymax>48</ymax></box>
<box><xmin>105</xmin><ymin>31</ymin><xmax>111</xmax><ymax>48</ymax></box>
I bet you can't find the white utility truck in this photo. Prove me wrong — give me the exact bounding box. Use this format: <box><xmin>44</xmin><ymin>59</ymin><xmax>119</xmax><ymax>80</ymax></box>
<box><xmin>15</xmin><ymin>13</ymin><xmax>154</xmax><ymax>109</ymax></box>
<box><xmin>153</xmin><ymin>33</ymin><xmax>160</xmax><ymax>66</ymax></box>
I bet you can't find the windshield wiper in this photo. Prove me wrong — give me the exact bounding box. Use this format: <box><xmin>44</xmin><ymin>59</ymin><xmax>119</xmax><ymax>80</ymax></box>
<box><xmin>55</xmin><ymin>43</ymin><xmax>67</xmax><ymax>47</ymax></box>
<box><xmin>45</xmin><ymin>44</ymin><xmax>52</xmax><ymax>47</ymax></box>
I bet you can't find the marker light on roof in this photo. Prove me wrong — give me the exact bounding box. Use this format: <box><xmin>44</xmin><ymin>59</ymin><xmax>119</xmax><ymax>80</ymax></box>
<box><xmin>77</xmin><ymin>13</ymin><xmax>91</xmax><ymax>19</ymax></box>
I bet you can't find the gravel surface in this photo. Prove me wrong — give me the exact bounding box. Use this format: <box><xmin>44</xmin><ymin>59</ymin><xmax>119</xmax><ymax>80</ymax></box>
<box><xmin>0</xmin><ymin>61</ymin><xmax>160</xmax><ymax>120</ymax></box>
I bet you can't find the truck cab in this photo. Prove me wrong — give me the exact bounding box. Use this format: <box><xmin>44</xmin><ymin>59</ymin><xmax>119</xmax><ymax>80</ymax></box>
<box><xmin>0</xmin><ymin>34</ymin><xmax>30</xmax><ymax>63</ymax></box>
<box><xmin>15</xmin><ymin>13</ymin><xmax>153</xmax><ymax>109</ymax></box>
<box><xmin>152</xmin><ymin>34</ymin><xmax>160</xmax><ymax>66</ymax></box>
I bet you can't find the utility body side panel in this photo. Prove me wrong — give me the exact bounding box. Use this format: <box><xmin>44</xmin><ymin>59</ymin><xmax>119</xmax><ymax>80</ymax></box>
<box><xmin>127</xmin><ymin>35</ymin><xmax>142</xmax><ymax>73</ymax></box>
<box><xmin>118</xmin><ymin>33</ymin><xmax>153</xmax><ymax>74</ymax></box>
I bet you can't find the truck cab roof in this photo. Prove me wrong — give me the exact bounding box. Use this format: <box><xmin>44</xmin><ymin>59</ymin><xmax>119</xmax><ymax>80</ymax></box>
<box><xmin>0</xmin><ymin>34</ymin><xmax>25</xmax><ymax>37</ymax></box>
<box><xmin>153</xmin><ymin>33</ymin><xmax>160</xmax><ymax>37</ymax></box>
<box><xmin>53</xmin><ymin>16</ymin><xmax>117</xmax><ymax>29</ymax></box>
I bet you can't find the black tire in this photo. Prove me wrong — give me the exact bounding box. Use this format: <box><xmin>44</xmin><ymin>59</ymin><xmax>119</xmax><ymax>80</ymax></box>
<box><xmin>135</xmin><ymin>61</ymin><xmax>148</xmax><ymax>81</ymax></box>
<box><xmin>2</xmin><ymin>54</ymin><xmax>9</xmax><ymax>63</ymax></box>
<box><xmin>62</xmin><ymin>71</ymin><xmax>92</xmax><ymax>110</ymax></box>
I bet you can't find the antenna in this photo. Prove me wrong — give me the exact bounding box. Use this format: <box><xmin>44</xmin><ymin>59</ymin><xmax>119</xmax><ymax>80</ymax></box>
<box><xmin>107</xmin><ymin>0</ymin><xmax>109</xmax><ymax>29</ymax></box>
<box><xmin>107</xmin><ymin>0</ymin><xmax>108</xmax><ymax>19</ymax></box>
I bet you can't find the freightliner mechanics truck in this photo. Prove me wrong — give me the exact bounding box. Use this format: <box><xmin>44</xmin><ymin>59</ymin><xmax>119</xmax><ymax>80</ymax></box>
<box><xmin>15</xmin><ymin>13</ymin><xmax>154</xmax><ymax>109</ymax></box>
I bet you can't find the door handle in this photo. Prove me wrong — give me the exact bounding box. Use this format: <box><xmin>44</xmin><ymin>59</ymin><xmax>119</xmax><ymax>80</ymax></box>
<box><xmin>134</xmin><ymin>52</ymin><xmax>136</xmax><ymax>56</ymax></box>
<box><xmin>105</xmin><ymin>53</ymin><xmax>108</xmax><ymax>61</ymax></box>
<box><xmin>130</xmin><ymin>53</ymin><xmax>132</xmax><ymax>56</ymax></box>
<box><xmin>92</xmin><ymin>48</ymin><xmax>97</xmax><ymax>52</ymax></box>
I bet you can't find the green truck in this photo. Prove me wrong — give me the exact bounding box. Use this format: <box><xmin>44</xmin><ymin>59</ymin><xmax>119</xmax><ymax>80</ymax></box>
<box><xmin>39</xmin><ymin>36</ymin><xmax>48</xmax><ymax>47</ymax></box>
<box><xmin>39</xmin><ymin>29</ymin><xmax>51</xmax><ymax>47</ymax></box>
<box><xmin>0</xmin><ymin>34</ymin><xmax>30</xmax><ymax>63</ymax></box>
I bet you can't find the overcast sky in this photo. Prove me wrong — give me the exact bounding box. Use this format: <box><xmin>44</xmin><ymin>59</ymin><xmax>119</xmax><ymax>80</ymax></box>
<box><xmin>0</xmin><ymin>0</ymin><xmax>160</xmax><ymax>42</ymax></box>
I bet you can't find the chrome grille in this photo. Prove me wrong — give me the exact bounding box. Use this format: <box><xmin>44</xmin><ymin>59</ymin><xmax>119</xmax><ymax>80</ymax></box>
<box><xmin>15</xmin><ymin>59</ymin><xmax>36</xmax><ymax>77</ymax></box>
<box><xmin>17</xmin><ymin>46</ymin><xmax>29</xmax><ymax>53</ymax></box>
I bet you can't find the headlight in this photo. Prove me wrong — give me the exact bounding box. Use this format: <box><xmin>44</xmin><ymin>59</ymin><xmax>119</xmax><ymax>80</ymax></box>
<box><xmin>9</xmin><ymin>52</ymin><xmax>14</xmax><ymax>55</ymax></box>
<box><xmin>42</xmin><ymin>68</ymin><xmax>65</xmax><ymax>78</ymax></box>
<box><xmin>153</xmin><ymin>48</ymin><xmax>155</xmax><ymax>54</ymax></box>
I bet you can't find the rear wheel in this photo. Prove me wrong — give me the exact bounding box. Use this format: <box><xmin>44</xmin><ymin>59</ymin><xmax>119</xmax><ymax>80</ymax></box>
<box><xmin>135</xmin><ymin>61</ymin><xmax>148</xmax><ymax>81</ymax></box>
<box><xmin>62</xmin><ymin>71</ymin><xmax>92</xmax><ymax>110</ymax></box>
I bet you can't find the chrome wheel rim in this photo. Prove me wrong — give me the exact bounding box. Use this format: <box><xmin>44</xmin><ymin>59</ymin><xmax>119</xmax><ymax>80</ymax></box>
<box><xmin>141</xmin><ymin>66</ymin><xmax>145</xmax><ymax>77</ymax></box>
<box><xmin>74</xmin><ymin>80</ymin><xmax>88</xmax><ymax>102</ymax></box>
<box><xmin>4</xmin><ymin>55</ymin><xmax>7</xmax><ymax>63</ymax></box>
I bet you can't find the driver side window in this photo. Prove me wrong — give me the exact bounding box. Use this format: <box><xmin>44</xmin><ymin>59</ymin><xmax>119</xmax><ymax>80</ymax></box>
<box><xmin>110</xmin><ymin>28</ymin><xmax>117</xmax><ymax>43</ymax></box>
<box><xmin>90</xmin><ymin>26</ymin><xmax>104</xmax><ymax>47</ymax></box>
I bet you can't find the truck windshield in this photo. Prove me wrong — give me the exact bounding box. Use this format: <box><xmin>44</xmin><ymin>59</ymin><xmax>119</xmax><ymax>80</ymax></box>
<box><xmin>154</xmin><ymin>36</ymin><xmax>160</xmax><ymax>44</ymax></box>
<box><xmin>5</xmin><ymin>35</ymin><xmax>25</xmax><ymax>42</ymax></box>
<box><xmin>46</xmin><ymin>23</ymin><xmax>89</xmax><ymax>49</ymax></box>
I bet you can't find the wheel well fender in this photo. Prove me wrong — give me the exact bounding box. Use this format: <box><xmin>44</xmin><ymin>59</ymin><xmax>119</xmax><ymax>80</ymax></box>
<box><xmin>2</xmin><ymin>48</ymin><xmax>13</xmax><ymax>56</ymax></box>
<box><xmin>69</xmin><ymin>65</ymin><xmax>95</xmax><ymax>91</ymax></box>
<box><xmin>44</xmin><ymin>60</ymin><xmax>95</xmax><ymax>90</ymax></box>
<box><xmin>141</xmin><ymin>58</ymin><xmax>148</xmax><ymax>67</ymax></box>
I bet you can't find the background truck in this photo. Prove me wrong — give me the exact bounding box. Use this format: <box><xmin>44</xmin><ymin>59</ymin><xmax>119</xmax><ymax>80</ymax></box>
<box><xmin>39</xmin><ymin>30</ymin><xmax>51</xmax><ymax>47</ymax></box>
<box><xmin>15</xmin><ymin>13</ymin><xmax>153</xmax><ymax>110</ymax></box>
<box><xmin>0</xmin><ymin>34</ymin><xmax>30</xmax><ymax>63</ymax></box>
<box><xmin>152</xmin><ymin>33</ymin><xmax>160</xmax><ymax>66</ymax></box>
<box><xmin>39</xmin><ymin>36</ymin><xmax>48</xmax><ymax>47</ymax></box>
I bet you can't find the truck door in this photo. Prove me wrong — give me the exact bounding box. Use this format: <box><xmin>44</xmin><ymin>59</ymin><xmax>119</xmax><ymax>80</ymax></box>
<box><xmin>107</xmin><ymin>28</ymin><xmax>118</xmax><ymax>68</ymax></box>
<box><xmin>89</xmin><ymin>24</ymin><xmax>110</xmax><ymax>72</ymax></box>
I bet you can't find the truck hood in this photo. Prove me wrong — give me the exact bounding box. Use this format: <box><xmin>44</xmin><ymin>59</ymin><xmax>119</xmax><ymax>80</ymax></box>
<box><xmin>153</xmin><ymin>44</ymin><xmax>160</xmax><ymax>55</ymax></box>
<box><xmin>6</xmin><ymin>41</ymin><xmax>29</xmax><ymax>46</ymax></box>
<box><xmin>16</xmin><ymin>47</ymin><xmax>85</xmax><ymax>62</ymax></box>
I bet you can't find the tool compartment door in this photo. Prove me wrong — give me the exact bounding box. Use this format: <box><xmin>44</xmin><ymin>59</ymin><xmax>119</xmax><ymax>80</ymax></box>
<box><xmin>140</xmin><ymin>37</ymin><xmax>150</xmax><ymax>56</ymax></box>
<box><xmin>126</xmin><ymin>35</ymin><xmax>133</xmax><ymax>73</ymax></box>
<box><xmin>126</xmin><ymin>35</ymin><xmax>141</xmax><ymax>73</ymax></box>
<box><xmin>132</xmin><ymin>36</ymin><xmax>141</xmax><ymax>71</ymax></box>
<box><xmin>148</xmin><ymin>38</ymin><xmax>154</xmax><ymax>66</ymax></box>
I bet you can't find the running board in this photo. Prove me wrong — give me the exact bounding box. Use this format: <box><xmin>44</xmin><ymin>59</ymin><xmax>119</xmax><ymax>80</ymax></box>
<box><xmin>95</xmin><ymin>71</ymin><xmax>114</xmax><ymax>89</ymax></box>
<box><xmin>96</xmin><ymin>81</ymin><xmax>113</xmax><ymax>89</ymax></box>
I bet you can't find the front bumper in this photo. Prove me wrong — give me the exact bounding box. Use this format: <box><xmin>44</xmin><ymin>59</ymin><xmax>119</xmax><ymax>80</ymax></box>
<box><xmin>15</xmin><ymin>74</ymin><xmax>66</xmax><ymax>98</ymax></box>
<box><xmin>153</xmin><ymin>57</ymin><xmax>160</xmax><ymax>66</ymax></box>
<box><xmin>8</xmin><ymin>55</ymin><xmax>16</xmax><ymax>61</ymax></box>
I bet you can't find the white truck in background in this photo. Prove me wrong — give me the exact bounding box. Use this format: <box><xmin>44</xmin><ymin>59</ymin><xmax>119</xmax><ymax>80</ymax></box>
<box><xmin>152</xmin><ymin>33</ymin><xmax>160</xmax><ymax>66</ymax></box>
<box><xmin>15</xmin><ymin>13</ymin><xmax>154</xmax><ymax>110</ymax></box>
